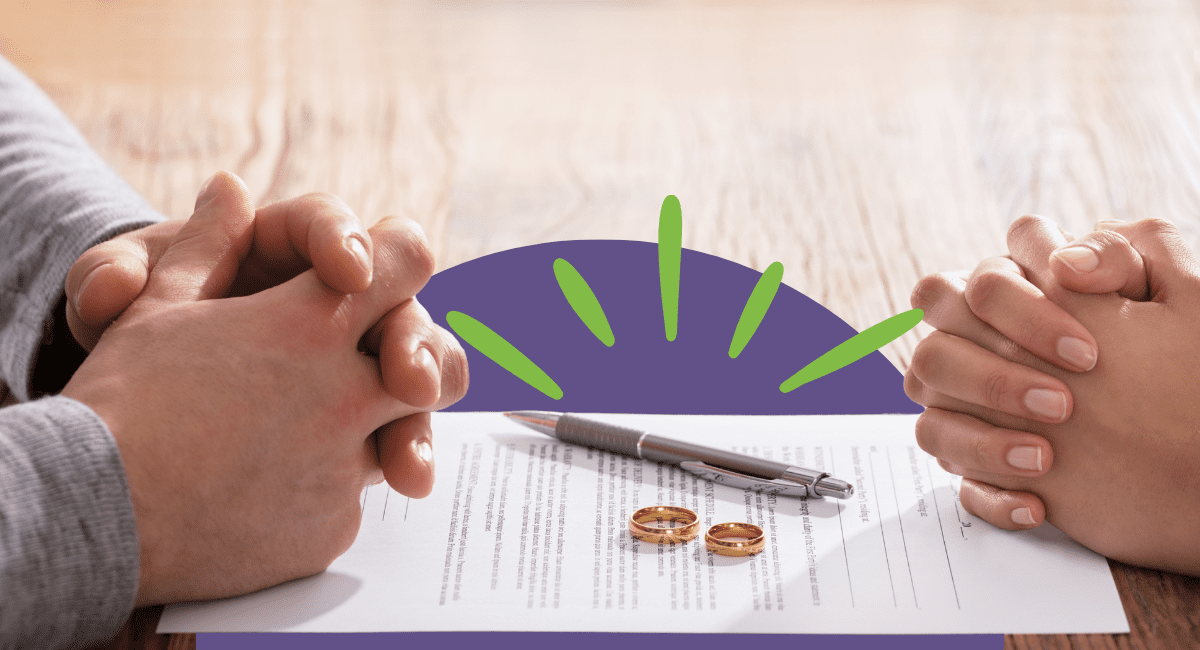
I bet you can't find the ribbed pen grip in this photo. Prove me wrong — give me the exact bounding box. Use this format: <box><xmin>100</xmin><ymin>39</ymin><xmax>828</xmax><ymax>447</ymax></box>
<box><xmin>556</xmin><ymin>414</ymin><xmax>644</xmax><ymax>457</ymax></box>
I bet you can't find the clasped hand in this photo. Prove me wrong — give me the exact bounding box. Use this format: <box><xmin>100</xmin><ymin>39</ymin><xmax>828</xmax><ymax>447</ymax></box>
<box><xmin>908</xmin><ymin>215</ymin><xmax>1200</xmax><ymax>576</ymax></box>
<box><xmin>60</xmin><ymin>173</ymin><xmax>469</xmax><ymax>605</ymax></box>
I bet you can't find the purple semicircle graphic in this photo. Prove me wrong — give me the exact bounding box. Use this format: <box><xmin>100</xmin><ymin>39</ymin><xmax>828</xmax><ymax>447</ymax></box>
<box><xmin>420</xmin><ymin>239</ymin><xmax>921</xmax><ymax>416</ymax></box>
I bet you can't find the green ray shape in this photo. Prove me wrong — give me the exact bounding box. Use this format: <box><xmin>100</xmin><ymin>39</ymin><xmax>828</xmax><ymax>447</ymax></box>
<box><xmin>728</xmin><ymin>261</ymin><xmax>784</xmax><ymax>359</ymax></box>
<box><xmin>553</xmin><ymin>258</ymin><xmax>614</xmax><ymax>347</ymax></box>
<box><xmin>659</xmin><ymin>195</ymin><xmax>682</xmax><ymax>341</ymax></box>
<box><xmin>779</xmin><ymin>308</ymin><xmax>924</xmax><ymax>392</ymax></box>
<box><xmin>445</xmin><ymin>310</ymin><xmax>563</xmax><ymax>400</ymax></box>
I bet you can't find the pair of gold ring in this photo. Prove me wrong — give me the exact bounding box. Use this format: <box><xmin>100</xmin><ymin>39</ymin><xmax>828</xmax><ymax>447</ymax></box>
<box><xmin>627</xmin><ymin>506</ymin><xmax>765</xmax><ymax>556</ymax></box>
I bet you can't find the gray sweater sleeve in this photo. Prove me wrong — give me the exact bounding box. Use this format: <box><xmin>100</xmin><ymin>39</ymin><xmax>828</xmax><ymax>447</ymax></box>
<box><xmin>0</xmin><ymin>55</ymin><xmax>165</xmax><ymax>648</ymax></box>
<box><xmin>0</xmin><ymin>397</ymin><xmax>141</xmax><ymax>649</ymax></box>
<box><xmin>0</xmin><ymin>55</ymin><xmax>164</xmax><ymax>401</ymax></box>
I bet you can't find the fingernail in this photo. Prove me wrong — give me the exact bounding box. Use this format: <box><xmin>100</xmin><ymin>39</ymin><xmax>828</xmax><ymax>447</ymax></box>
<box><xmin>1011</xmin><ymin>507</ymin><xmax>1037</xmax><ymax>526</ymax></box>
<box><xmin>1057</xmin><ymin>336</ymin><xmax>1097</xmax><ymax>371</ymax></box>
<box><xmin>74</xmin><ymin>264</ymin><xmax>109</xmax><ymax>315</ymax></box>
<box><xmin>344</xmin><ymin>234</ymin><xmax>372</xmax><ymax>283</ymax></box>
<box><xmin>1006</xmin><ymin>445</ymin><xmax>1043</xmax><ymax>472</ymax></box>
<box><xmin>1024</xmin><ymin>388</ymin><xmax>1068</xmax><ymax>421</ymax></box>
<box><xmin>415</xmin><ymin>347</ymin><xmax>441</xmax><ymax>402</ymax></box>
<box><xmin>409</xmin><ymin>219</ymin><xmax>426</xmax><ymax>238</ymax></box>
<box><xmin>1052</xmin><ymin>246</ymin><xmax>1099</xmax><ymax>273</ymax></box>
<box><xmin>416</xmin><ymin>440</ymin><xmax>434</xmax><ymax>464</ymax></box>
<box><xmin>1095</xmin><ymin>219</ymin><xmax>1125</xmax><ymax>228</ymax></box>
<box><xmin>195</xmin><ymin>173</ymin><xmax>220</xmax><ymax>209</ymax></box>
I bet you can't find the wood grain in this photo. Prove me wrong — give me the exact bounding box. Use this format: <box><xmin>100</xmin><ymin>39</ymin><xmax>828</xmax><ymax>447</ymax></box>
<box><xmin>3</xmin><ymin>1</ymin><xmax>1200</xmax><ymax>648</ymax></box>
<box><xmin>12</xmin><ymin>0</ymin><xmax>1200</xmax><ymax>372</ymax></box>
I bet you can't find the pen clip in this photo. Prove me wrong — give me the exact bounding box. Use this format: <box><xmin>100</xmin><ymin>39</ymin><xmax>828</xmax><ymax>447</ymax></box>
<box><xmin>679</xmin><ymin>461</ymin><xmax>815</xmax><ymax>498</ymax></box>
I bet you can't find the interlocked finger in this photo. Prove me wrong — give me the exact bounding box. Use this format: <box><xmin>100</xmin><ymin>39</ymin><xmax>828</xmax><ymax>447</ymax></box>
<box><xmin>1006</xmin><ymin>214</ymin><xmax>1069</xmax><ymax>290</ymax></box>
<box><xmin>910</xmin><ymin>269</ymin><xmax>1048</xmax><ymax>372</ymax></box>
<box><xmin>909</xmin><ymin>331</ymin><xmax>1073</xmax><ymax>424</ymax></box>
<box><xmin>964</xmin><ymin>256</ymin><xmax>1098</xmax><ymax>372</ymax></box>
<box><xmin>915</xmin><ymin>408</ymin><xmax>1053</xmax><ymax>478</ymax></box>
<box><xmin>958</xmin><ymin>479</ymin><xmax>1046</xmax><ymax>531</ymax></box>
<box><xmin>362</xmin><ymin>297</ymin><xmax>470</xmax><ymax>411</ymax></box>
<box><xmin>376</xmin><ymin>412</ymin><xmax>436</xmax><ymax>499</ymax></box>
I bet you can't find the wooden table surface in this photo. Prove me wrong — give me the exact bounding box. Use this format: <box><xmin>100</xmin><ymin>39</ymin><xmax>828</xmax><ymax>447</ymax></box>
<box><xmin>2</xmin><ymin>1</ymin><xmax>1199</xmax><ymax>649</ymax></box>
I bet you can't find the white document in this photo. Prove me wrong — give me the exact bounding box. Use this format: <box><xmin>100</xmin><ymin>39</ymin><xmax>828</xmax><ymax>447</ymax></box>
<box><xmin>159</xmin><ymin>412</ymin><xmax>1129</xmax><ymax>635</ymax></box>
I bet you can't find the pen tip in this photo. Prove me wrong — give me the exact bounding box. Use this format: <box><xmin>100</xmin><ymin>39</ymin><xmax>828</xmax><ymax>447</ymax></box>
<box><xmin>502</xmin><ymin>411</ymin><xmax>559</xmax><ymax>435</ymax></box>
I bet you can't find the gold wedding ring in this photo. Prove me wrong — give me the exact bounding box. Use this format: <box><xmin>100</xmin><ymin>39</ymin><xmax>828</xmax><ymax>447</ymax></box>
<box><xmin>705</xmin><ymin>522</ymin><xmax>766</xmax><ymax>556</ymax></box>
<box><xmin>628</xmin><ymin>506</ymin><xmax>700</xmax><ymax>543</ymax></box>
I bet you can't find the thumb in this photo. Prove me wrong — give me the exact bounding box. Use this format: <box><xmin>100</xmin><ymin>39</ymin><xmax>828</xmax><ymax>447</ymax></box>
<box><xmin>65</xmin><ymin>220</ymin><xmax>185</xmax><ymax>350</ymax></box>
<box><xmin>65</xmin><ymin>256</ymin><xmax>148</xmax><ymax>351</ymax></box>
<box><xmin>1061</xmin><ymin>219</ymin><xmax>1200</xmax><ymax>303</ymax></box>
<box><xmin>140</xmin><ymin>172</ymin><xmax>255</xmax><ymax>305</ymax></box>
<box><xmin>1048</xmin><ymin>228</ymin><xmax>1150</xmax><ymax>300</ymax></box>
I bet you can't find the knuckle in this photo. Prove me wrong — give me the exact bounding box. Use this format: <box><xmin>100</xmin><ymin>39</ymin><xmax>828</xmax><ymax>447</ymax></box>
<box><xmin>1133</xmin><ymin>217</ymin><xmax>1179</xmax><ymax>239</ymax></box>
<box><xmin>73</xmin><ymin>232</ymin><xmax>146</xmax><ymax>283</ymax></box>
<box><xmin>963</xmin><ymin>269</ymin><xmax>1006</xmax><ymax>313</ymax></box>
<box><xmin>968</xmin><ymin>434</ymin><xmax>992</xmax><ymax>471</ymax></box>
<box><xmin>908</xmin><ymin>338</ymin><xmax>931</xmax><ymax>379</ymax></box>
<box><xmin>300</xmin><ymin>191</ymin><xmax>351</xmax><ymax>212</ymax></box>
<box><xmin>913</xmin><ymin>411</ymin><xmax>941</xmax><ymax>455</ymax></box>
<box><xmin>439</xmin><ymin>330</ymin><xmax>471</xmax><ymax>406</ymax></box>
<box><xmin>992</xmin><ymin>336</ymin><xmax>1026</xmax><ymax>364</ymax></box>
<box><xmin>909</xmin><ymin>273</ymin><xmax>958</xmax><ymax>311</ymax></box>
<box><xmin>387</xmin><ymin>221</ymin><xmax>436</xmax><ymax>283</ymax></box>
<box><xmin>66</xmin><ymin>250</ymin><xmax>105</xmax><ymax>293</ymax></box>
<box><xmin>958</xmin><ymin>481</ymin><xmax>1018</xmax><ymax>530</ymax></box>
<box><xmin>1007</xmin><ymin>214</ymin><xmax>1046</xmax><ymax>244</ymax></box>
<box><xmin>903</xmin><ymin>368</ymin><xmax>925</xmax><ymax>404</ymax></box>
<box><xmin>1087</xmin><ymin>228</ymin><xmax>1128</xmax><ymax>250</ymax></box>
<box><xmin>909</xmin><ymin>332</ymin><xmax>946</xmax><ymax>382</ymax></box>
<box><xmin>81</xmin><ymin>236</ymin><xmax>124</xmax><ymax>260</ymax></box>
<box><xmin>297</xmin><ymin>193</ymin><xmax>359</xmax><ymax>229</ymax></box>
<box><xmin>956</xmin><ymin>484</ymin><xmax>986</xmax><ymax>518</ymax></box>
<box><xmin>981</xmin><ymin>370</ymin><xmax>1011</xmax><ymax>411</ymax></box>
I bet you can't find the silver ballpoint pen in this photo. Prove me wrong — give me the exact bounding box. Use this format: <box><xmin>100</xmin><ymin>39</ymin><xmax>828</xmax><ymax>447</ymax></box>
<box><xmin>504</xmin><ymin>411</ymin><xmax>854</xmax><ymax>499</ymax></box>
